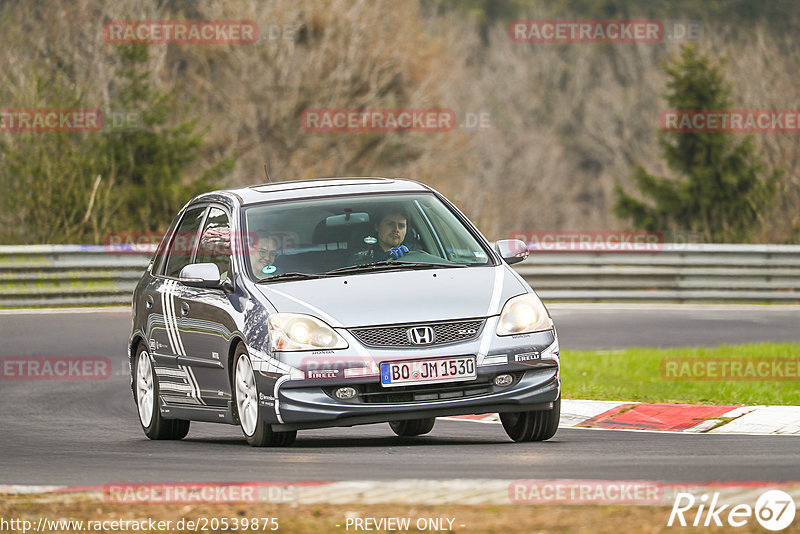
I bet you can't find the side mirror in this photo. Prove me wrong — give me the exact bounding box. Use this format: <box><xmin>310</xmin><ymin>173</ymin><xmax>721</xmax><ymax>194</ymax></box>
<box><xmin>179</xmin><ymin>263</ymin><xmax>223</xmax><ymax>289</ymax></box>
<box><xmin>494</xmin><ymin>239</ymin><xmax>529</xmax><ymax>265</ymax></box>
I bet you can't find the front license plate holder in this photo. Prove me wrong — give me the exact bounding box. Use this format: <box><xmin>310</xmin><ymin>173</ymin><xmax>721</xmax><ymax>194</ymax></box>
<box><xmin>380</xmin><ymin>356</ymin><xmax>477</xmax><ymax>387</ymax></box>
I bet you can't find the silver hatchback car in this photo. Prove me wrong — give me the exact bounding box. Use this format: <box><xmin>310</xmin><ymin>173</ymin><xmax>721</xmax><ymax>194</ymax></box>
<box><xmin>129</xmin><ymin>177</ymin><xmax>560</xmax><ymax>446</ymax></box>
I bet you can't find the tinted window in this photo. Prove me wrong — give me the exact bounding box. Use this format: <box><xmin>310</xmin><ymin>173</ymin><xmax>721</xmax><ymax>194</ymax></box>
<box><xmin>195</xmin><ymin>207</ymin><xmax>232</xmax><ymax>281</ymax></box>
<box><xmin>163</xmin><ymin>206</ymin><xmax>206</xmax><ymax>278</ymax></box>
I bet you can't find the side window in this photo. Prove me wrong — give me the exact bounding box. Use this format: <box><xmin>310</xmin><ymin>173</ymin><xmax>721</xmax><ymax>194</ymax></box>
<box><xmin>163</xmin><ymin>206</ymin><xmax>206</xmax><ymax>278</ymax></box>
<box><xmin>195</xmin><ymin>207</ymin><xmax>232</xmax><ymax>281</ymax></box>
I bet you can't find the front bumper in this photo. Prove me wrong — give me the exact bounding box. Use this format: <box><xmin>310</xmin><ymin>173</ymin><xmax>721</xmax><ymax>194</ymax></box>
<box><xmin>269</xmin><ymin>365</ymin><xmax>559</xmax><ymax>431</ymax></box>
<box><xmin>252</xmin><ymin>325</ymin><xmax>560</xmax><ymax>431</ymax></box>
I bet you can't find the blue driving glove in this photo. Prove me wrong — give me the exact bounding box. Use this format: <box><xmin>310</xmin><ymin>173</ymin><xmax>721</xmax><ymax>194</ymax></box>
<box><xmin>388</xmin><ymin>245</ymin><xmax>409</xmax><ymax>259</ymax></box>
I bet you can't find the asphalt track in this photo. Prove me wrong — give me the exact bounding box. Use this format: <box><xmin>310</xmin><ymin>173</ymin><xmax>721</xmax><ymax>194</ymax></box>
<box><xmin>0</xmin><ymin>305</ymin><xmax>798</xmax><ymax>486</ymax></box>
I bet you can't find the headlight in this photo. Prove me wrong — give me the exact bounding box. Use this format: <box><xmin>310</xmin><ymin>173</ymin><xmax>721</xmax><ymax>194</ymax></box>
<box><xmin>496</xmin><ymin>293</ymin><xmax>553</xmax><ymax>336</ymax></box>
<box><xmin>267</xmin><ymin>313</ymin><xmax>348</xmax><ymax>351</ymax></box>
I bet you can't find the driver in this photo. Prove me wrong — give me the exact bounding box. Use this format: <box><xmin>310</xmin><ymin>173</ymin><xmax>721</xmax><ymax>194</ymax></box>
<box><xmin>351</xmin><ymin>208</ymin><xmax>410</xmax><ymax>264</ymax></box>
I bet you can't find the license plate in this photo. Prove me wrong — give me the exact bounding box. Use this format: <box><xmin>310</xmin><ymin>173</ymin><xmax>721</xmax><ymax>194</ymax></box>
<box><xmin>380</xmin><ymin>356</ymin><xmax>477</xmax><ymax>387</ymax></box>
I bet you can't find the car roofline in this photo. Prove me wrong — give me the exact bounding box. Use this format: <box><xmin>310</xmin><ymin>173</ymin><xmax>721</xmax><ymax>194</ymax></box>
<box><xmin>207</xmin><ymin>177</ymin><xmax>434</xmax><ymax>206</ymax></box>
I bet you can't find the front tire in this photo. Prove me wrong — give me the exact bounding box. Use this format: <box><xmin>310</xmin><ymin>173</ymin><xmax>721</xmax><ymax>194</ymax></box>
<box><xmin>500</xmin><ymin>398</ymin><xmax>560</xmax><ymax>442</ymax></box>
<box><xmin>134</xmin><ymin>343</ymin><xmax>190</xmax><ymax>440</ymax></box>
<box><xmin>232</xmin><ymin>345</ymin><xmax>296</xmax><ymax>447</ymax></box>
<box><xmin>389</xmin><ymin>417</ymin><xmax>436</xmax><ymax>437</ymax></box>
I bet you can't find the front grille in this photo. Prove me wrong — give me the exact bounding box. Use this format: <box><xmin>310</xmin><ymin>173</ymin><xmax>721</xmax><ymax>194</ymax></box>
<box><xmin>350</xmin><ymin>319</ymin><xmax>484</xmax><ymax>348</ymax></box>
<box><xmin>324</xmin><ymin>371</ymin><xmax>524</xmax><ymax>404</ymax></box>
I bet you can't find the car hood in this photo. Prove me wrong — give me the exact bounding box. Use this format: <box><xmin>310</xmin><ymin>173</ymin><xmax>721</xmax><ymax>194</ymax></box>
<box><xmin>255</xmin><ymin>265</ymin><xmax>529</xmax><ymax>327</ymax></box>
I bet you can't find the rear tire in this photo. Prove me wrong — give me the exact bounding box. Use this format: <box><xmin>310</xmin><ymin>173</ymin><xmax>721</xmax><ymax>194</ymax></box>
<box><xmin>232</xmin><ymin>344</ymin><xmax>296</xmax><ymax>447</ymax></box>
<box><xmin>389</xmin><ymin>417</ymin><xmax>436</xmax><ymax>437</ymax></box>
<box><xmin>500</xmin><ymin>398</ymin><xmax>560</xmax><ymax>442</ymax></box>
<box><xmin>134</xmin><ymin>343</ymin><xmax>190</xmax><ymax>440</ymax></box>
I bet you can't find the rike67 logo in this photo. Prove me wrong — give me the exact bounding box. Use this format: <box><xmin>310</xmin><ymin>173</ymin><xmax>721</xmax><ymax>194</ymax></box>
<box><xmin>668</xmin><ymin>489</ymin><xmax>796</xmax><ymax>531</ymax></box>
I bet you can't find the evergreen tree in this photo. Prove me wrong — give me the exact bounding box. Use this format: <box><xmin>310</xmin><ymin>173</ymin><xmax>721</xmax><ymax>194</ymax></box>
<box><xmin>100</xmin><ymin>44</ymin><xmax>234</xmax><ymax>235</ymax></box>
<box><xmin>614</xmin><ymin>44</ymin><xmax>779</xmax><ymax>242</ymax></box>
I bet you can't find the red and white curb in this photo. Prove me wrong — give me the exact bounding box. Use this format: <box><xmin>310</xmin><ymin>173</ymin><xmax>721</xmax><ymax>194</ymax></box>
<box><xmin>445</xmin><ymin>400</ymin><xmax>800</xmax><ymax>435</ymax></box>
<box><xmin>0</xmin><ymin>480</ymin><xmax>798</xmax><ymax>508</ymax></box>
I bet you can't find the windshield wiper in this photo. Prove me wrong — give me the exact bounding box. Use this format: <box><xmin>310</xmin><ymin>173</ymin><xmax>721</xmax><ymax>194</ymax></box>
<box><xmin>257</xmin><ymin>272</ymin><xmax>330</xmax><ymax>283</ymax></box>
<box><xmin>325</xmin><ymin>260</ymin><xmax>466</xmax><ymax>276</ymax></box>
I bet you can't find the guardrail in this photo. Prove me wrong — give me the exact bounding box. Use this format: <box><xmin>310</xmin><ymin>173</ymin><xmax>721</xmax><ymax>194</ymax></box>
<box><xmin>1</xmin><ymin>244</ymin><xmax>799</xmax><ymax>307</ymax></box>
<box><xmin>516</xmin><ymin>243</ymin><xmax>800</xmax><ymax>302</ymax></box>
<box><xmin>0</xmin><ymin>245</ymin><xmax>149</xmax><ymax>308</ymax></box>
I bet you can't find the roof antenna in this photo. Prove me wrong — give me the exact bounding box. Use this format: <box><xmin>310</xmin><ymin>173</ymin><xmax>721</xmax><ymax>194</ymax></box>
<box><xmin>263</xmin><ymin>163</ymin><xmax>273</xmax><ymax>183</ymax></box>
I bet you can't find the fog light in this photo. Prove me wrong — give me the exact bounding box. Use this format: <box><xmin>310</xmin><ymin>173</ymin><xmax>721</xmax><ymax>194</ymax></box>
<box><xmin>494</xmin><ymin>374</ymin><xmax>513</xmax><ymax>387</ymax></box>
<box><xmin>334</xmin><ymin>386</ymin><xmax>358</xmax><ymax>400</ymax></box>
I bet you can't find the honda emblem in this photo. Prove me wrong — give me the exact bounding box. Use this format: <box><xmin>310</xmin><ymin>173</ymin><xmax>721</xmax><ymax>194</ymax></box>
<box><xmin>407</xmin><ymin>326</ymin><xmax>436</xmax><ymax>345</ymax></box>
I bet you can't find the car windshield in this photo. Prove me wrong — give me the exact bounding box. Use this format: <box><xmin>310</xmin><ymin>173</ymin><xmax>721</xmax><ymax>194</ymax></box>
<box><xmin>243</xmin><ymin>192</ymin><xmax>493</xmax><ymax>281</ymax></box>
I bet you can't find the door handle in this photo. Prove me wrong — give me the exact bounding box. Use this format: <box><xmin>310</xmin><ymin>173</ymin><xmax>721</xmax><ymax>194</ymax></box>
<box><xmin>145</xmin><ymin>296</ymin><xmax>154</xmax><ymax>309</ymax></box>
<box><xmin>180</xmin><ymin>302</ymin><xmax>190</xmax><ymax>316</ymax></box>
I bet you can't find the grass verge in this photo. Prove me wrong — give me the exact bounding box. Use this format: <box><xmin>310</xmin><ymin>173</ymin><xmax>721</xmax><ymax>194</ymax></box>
<box><xmin>561</xmin><ymin>341</ymin><xmax>800</xmax><ymax>405</ymax></box>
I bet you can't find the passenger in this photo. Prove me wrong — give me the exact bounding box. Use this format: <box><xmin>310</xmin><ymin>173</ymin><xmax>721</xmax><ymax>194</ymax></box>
<box><xmin>251</xmin><ymin>233</ymin><xmax>280</xmax><ymax>278</ymax></box>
